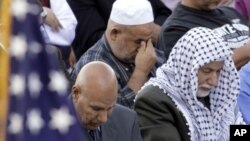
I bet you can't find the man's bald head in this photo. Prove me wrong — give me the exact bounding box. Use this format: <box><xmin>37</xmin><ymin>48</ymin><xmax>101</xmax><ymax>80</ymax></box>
<box><xmin>72</xmin><ymin>61</ymin><xmax>118</xmax><ymax>130</ymax></box>
<box><xmin>75</xmin><ymin>61</ymin><xmax>118</xmax><ymax>95</ymax></box>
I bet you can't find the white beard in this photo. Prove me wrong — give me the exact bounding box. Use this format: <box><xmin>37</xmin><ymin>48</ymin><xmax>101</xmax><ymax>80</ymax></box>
<box><xmin>197</xmin><ymin>84</ymin><xmax>212</xmax><ymax>98</ymax></box>
<box><xmin>197</xmin><ymin>89</ymin><xmax>210</xmax><ymax>98</ymax></box>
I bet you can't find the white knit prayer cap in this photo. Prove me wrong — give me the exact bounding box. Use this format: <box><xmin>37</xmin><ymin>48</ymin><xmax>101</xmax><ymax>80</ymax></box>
<box><xmin>110</xmin><ymin>0</ymin><xmax>154</xmax><ymax>25</ymax></box>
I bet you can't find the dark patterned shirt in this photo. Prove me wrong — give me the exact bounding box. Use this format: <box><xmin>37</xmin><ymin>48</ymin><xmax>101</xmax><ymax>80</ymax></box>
<box><xmin>71</xmin><ymin>35</ymin><xmax>166</xmax><ymax>108</ymax></box>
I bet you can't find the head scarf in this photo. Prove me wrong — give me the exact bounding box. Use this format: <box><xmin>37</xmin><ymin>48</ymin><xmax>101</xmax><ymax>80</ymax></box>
<box><xmin>139</xmin><ymin>27</ymin><xmax>244</xmax><ymax>141</ymax></box>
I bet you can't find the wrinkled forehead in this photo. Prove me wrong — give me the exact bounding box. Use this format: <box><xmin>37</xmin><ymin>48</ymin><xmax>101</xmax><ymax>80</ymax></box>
<box><xmin>82</xmin><ymin>83</ymin><xmax>117</xmax><ymax>104</ymax></box>
<box><xmin>124</xmin><ymin>23</ymin><xmax>154</xmax><ymax>39</ymax></box>
<box><xmin>126</xmin><ymin>23</ymin><xmax>154</xmax><ymax>34</ymax></box>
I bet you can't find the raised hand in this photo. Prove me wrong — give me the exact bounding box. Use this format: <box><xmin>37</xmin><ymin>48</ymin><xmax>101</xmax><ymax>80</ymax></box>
<box><xmin>135</xmin><ymin>39</ymin><xmax>157</xmax><ymax>75</ymax></box>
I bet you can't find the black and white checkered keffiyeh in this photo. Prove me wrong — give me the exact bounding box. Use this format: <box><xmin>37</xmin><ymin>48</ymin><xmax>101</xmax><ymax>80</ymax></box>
<box><xmin>140</xmin><ymin>27</ymin><xmax>244</xmax><ymax>141</ymax></box>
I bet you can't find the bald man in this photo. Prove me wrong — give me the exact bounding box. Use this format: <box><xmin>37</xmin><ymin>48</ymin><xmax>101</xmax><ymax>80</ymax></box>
<box><xmin>72</xmin><ymin>61</ymin><xmax>143</xmax><ymax>141</ymax></box>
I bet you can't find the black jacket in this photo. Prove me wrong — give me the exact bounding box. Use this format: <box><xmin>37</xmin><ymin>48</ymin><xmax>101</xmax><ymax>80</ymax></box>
<box><xmin>135</xmin><ymin>85</ymin><xmax>190</xmax><ymax>141</ymax></box>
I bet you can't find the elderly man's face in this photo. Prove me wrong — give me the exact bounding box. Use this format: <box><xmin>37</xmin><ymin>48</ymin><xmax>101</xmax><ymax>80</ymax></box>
<box><xmin>113</xmin><ymin>23</ymin><xmax>154</xmax><ymax>63</ymax></box>
<box><xmin>197</xmin><ymin>61</ymin><xmax>224</xmax><ymax>97</ymax></box>
<box><xmin>73</xmin><ymin>86</ymin><xmax>117</xmax><ymax>130</ymax></box>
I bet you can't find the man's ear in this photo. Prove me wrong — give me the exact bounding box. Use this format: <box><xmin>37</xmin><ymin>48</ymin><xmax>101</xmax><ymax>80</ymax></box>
<box><xmin>110</xmin><ymin>28</ymin><xmax>121</xmax><ymax>41</ymax></box>
<box><xmin>72</xmin><ymin>85</ymin><xmax>80</xmax><ymax>103</ymax></box>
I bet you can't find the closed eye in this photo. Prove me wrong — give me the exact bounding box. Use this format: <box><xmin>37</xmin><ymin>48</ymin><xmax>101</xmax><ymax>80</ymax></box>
<box><xmin>91</xmin><ymin>106</ymin><xmax>103</xmax><ymax>112</ymax></box>
<box><xmin>201</xmin><ymin>68</ymin><xmax>212</xmax><ymax>73</ymax></box>
<box><xmin>134</xmin><ymin>39</ymin><xmax>142</xmax><ymax>45</ymax></box>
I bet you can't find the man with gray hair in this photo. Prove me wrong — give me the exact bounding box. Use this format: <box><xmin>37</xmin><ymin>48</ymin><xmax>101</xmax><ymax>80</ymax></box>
<box><xmin>71</xmin><ymin>0</ymin><xmax>166</xmax><ymax>108</ymax></box>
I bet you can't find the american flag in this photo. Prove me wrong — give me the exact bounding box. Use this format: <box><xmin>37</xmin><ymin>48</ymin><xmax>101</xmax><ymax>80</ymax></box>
<box><xmin>6</xmin><ymin>0</ymin><xmax>88</xmax><ymax>140</ymax></box>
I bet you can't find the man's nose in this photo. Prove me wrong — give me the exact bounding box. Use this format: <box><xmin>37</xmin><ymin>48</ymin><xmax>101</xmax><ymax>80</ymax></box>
<box><xmin>208</xmin><ymin>72</ymin><xmax>219</xmax><ymax>86</ymax></box>
<box><xmin>98</xmin><ymin>111</ymin><xmax>108</xmax><ymax>124</ymax></box>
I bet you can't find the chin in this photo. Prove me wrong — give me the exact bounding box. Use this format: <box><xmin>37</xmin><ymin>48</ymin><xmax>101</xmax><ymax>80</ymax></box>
<box><xmin>86</xmin><ymin>125</ymin><xmax>98</xmax><ymax>130</ymax></box>
<box><xmin>124</xmin><ymin>58</ymin><xmax>135</xmax><ymax>64</ymax></box>
<box><xmin>208</xmin><ymin>4</ymin><xmax>218</xmax><ymax>10</ymax></box>
<box><xmin>129</xmin><ymin>60</ymin><xmax>135</xmax><ymax>64</ymax></box>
